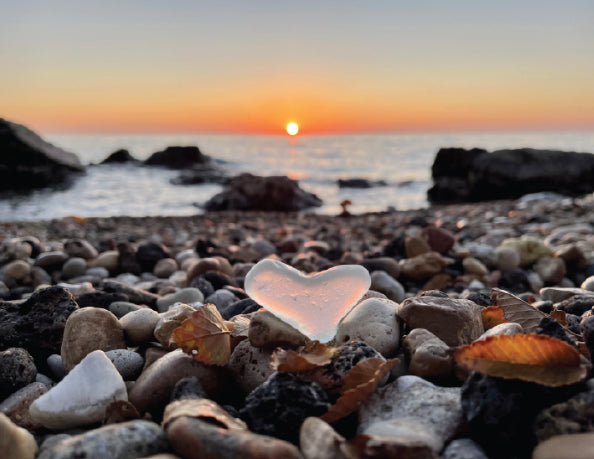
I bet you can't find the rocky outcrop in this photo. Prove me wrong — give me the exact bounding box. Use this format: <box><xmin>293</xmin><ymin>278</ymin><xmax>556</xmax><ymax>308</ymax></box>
<box><xmin>428</xmin><ymin>147</ymin><xmax>594</xmax><ymax>203</ymax></box>
<box><xmin>204</xmin><ymin>173</ymin><xmax>322</xmax><ymax>212</ymax></box>
<box><xmin>145</xmin><ymin>146</ymin><xmax>211</xmax><ymax>169</ymax></box>
<box><xmin>99</xmin><ymin>149</ymin><xmax>139</xmax><ymax>164</ymax></box>
<box><xmin>0</xmin><ymin>118</ymin><xmax>84</xmax><ymax>190</ymax></box>
<box><xmin>337</xmin><ymin>178</ymin><xmax>387</xmax><ymax>188</ymax></box>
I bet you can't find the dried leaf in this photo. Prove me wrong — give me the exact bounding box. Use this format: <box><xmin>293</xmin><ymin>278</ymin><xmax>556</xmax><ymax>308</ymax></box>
<box><xmin>491</xmin><ymin>288</ymin><xmax>547</xmax><ymax>333</ymax></box>
<box><xmin>550</xmin><ymin>310</ymin><xmax>568</xmax><ymax>327</ymax></box>
<box><xmin>172</xmin><ymin>303</ymin><xmax>232</xmax><ymax>366</ymax></box>
<box><xmin>481</xmin><ymin>306</ymin><xmax>508</xmax><ymax>330</ymax></box>
<box><xmin>453</xmin><ymin>334</ymin><xmax>589</xmax><ymax>387</ymax></box>
<box><xmin>272</xmin><ymin>340</ymin><xmax>336</xmax><ymax>372</ymax></box>
<box><xmin>321</xmin><ymin>357</ymin><xmax>399</xmax><ymax>423</ymax></box>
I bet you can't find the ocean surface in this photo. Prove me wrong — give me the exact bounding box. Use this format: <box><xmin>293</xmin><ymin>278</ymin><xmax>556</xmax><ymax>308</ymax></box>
<box><xmin>2</xmin><ymin>131</ymin><xmax>594</xmax><ymax>221</ymax></box>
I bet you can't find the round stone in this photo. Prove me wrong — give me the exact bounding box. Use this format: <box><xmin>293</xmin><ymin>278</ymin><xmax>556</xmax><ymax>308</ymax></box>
<box><xmin>119</xmin><ymin>308</ymin><xmax>161</xmax><ymax>345</ymax></box>
<box><xmin>60</xmin><ymin>307</ymin><xmax>126</xmax><ymax>371</ymax></box>
<box><xmin>63</xmin><ymin>238</ymin><xmax>98</xmax><ymax>260</ymax></box>
<box><xmin>156</xmin><ymin>288</ymin><xmax>204</xmax><ymax>313</ymax></box>
<box><xmin>154</xmin><ymin>258</ymin><xmax>178</xmax><ymax>279</ymax></box>
<box><xmin>495</xmin><ymin>246</ymin><xmax>521</xmax><ymax>272</ymax></box>
<box><xmin>105</xmin><ymin>349</ymin><xmax>145</xmax><ymax>381</ymax></box>
<box><xmin>61</xmin><ymin>257</ymin><xmax>87</xmax><ymax>280</ymax></box>
<box><xmin>3</xmin><ymin>260</ymin><xmax>31</xmax><ymax>281</ymax></box>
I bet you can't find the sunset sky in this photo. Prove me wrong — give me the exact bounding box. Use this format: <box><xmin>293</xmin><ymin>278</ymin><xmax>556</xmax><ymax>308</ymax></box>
<box><xmin>1</xmin><ymin>0</ymin><xmax>593</xmax><ymax>135</ymax></box>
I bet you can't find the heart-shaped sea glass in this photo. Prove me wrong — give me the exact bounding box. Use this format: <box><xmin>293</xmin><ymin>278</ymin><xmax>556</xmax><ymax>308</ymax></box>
<box><xmin>244</xmin><ymin>259</ymin><xmax>371</xmax><ymax>342</ymax></box>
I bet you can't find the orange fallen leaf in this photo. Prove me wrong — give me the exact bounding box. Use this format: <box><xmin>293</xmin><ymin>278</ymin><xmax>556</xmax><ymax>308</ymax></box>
<box><xmin>481</xmin><ymin>306</ymin><xmax>508</xmax><ymax>330</ymax></box>
<box><xmin>549</xmin><ymin>310</ymin><xmax>568</xmax><ymax>327</ymax></box>
<box><xmin>321</xmin><ymin>357</ymin><xmax>399</xmax><ymax>423</ymax></box>
<box><xmin>172</xmin><ymin>304</ymin><xmax>232</xmax><ymax>366</ymax></box>
<box><xmin>272</xmin><ymin>340</ymin><xmax>337</xmax><ymax>372</ymax></box>
<box><xmin>453</xmin><ymin>334</ymin><xmax>589</xmax><ymax>387</ymax></box>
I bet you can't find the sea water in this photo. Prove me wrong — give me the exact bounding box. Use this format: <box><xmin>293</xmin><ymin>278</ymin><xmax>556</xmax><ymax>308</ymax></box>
<box><xmin>1</xmin><ymin>131</ymin><xmax>593</xmax><ymax>221</ymax></box>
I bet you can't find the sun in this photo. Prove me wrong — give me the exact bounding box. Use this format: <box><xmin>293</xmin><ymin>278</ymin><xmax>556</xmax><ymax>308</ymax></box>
<box><xmin>286</xmin><ymin>122</ymin><xmax>299</xmax><ymax>136</ymax></box>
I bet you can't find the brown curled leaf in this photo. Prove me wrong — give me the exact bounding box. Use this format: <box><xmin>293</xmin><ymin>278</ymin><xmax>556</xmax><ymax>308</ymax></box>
<box><xmin>172</xmin><ymin>303</ymin><xmax>232</xmax><ymax>366</ymax></box>
<box><xmin>321</xmin><ymin>357</ymin><xmax>399</xmax><ymax>423</ymax></box>
<box><xmin>272</xmin><ymin>340</ymin><xmax>336</xmax><ymax>372</ymax></box>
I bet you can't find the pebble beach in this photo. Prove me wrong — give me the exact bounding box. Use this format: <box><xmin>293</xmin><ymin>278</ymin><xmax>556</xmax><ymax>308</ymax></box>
<box><xmin>2</xmin><ymin>194</ymin><xmax>594</xmax><ymax>459</ymax></box>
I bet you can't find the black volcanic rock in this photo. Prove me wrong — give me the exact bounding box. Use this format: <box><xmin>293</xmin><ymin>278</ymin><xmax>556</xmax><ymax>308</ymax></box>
<box><xmin>337</xmin><ymin>178</ymin><xmax>387</xmax><ymax>188</ymax></box>
<box><xmin>100</xmin><ymin>149</ymin><xmax>139</xmax><ymax>164</ymax></box>
<box><xmin>204</xmin><ymin>173</ymin><xmax>322</xmax><ymax>212</ymax></box>
<box><xmin>428</xmin><ymin>147</ymin><xmax>594</xmax><ymax>203</ymax></box>
<box><xmin>145</xmin><ymin>146</ymin><xmax>211</xmax><ymax>169</ymax></box>
<box><xmin>0</xmin><ymin>118</ymin><xmax>85</xmax><ymax>190</ymax></box>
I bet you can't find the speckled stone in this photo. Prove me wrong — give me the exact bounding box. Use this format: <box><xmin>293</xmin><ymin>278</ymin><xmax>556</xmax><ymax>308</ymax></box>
<box><xmin>37</xmin><ymin>420</ymin><xmax>168</xmax><ymax>459</ymax></box>
<box><xmin>60</xmin><ymin>307</ymin><xmax>126</xmax><ymax>371</ymax></box>
<box><xmin>105</xmin><ymin>349</ymin><xmax>145</xmax><ymax>381</ymax></box>
<box><xmin>228</xmin><ymin>340</ymin><xmax>275</xmax><ymax>395</ymax></box>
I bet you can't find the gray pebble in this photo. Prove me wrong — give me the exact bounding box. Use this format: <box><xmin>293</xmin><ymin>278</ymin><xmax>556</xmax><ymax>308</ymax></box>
<box><xmin>105</xmin><ymin>349</ymin><xmax>145</xmax><ymax>381</ymax></box>
<box><xmin>61</xmin><ymin>257</ymin><xmax>87</xmax><ymax>280</ymax></box>
<box><xmin>205</xmin><ymin>289</ymin><xmax>237</xmax><ymax>311</ymax></box>
<box><xmin>85</xmin><ymin>267</ymin><xmax>110</xmax><ymax>279</ymax></box>
<box><xmin>156</xmin><ymin>287</ymin><xmax>204</xmax><ymax>313</ymax></box>
<box><xmin>46</xmin><ymin>354</ymin><xmax>67</xmax><ymax>380</ymax></box>
<box><xmin>109</xmin><ymin>301</ymin><xmax>142</xmax><ymax>318</ymax></box>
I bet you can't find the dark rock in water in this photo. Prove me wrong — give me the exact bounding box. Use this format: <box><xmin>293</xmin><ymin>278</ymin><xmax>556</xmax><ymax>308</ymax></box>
<box><xmin>145</xmin><ymin>145</ymin><xmax>211</xmax><ymax>169</ymax></box>
<box><xmin>204</xmin><ymin>173</ymin><xmax>322</xmax><ymax>212</ymax></box>
<box><xmin>337</xmin><ymin>178</ymin><xmax>387</xmax><ymax>188</ymax></box>
<box><xmin>99</xmin><ymin>149</ymin><xmax>139</xmax><ymax>164</ymax></box>
<box><xmin>0</xmin><ymin>347</ymin><xmax>37</xmax><ymax>399</ymax></box>
<box><xmin>136</xmin><ymin>241</ymin><xmax>172</xmax><ymax>273</ymax></box>
<box><xmin>0</xmin><ymin>118</ymin><xmax>85</xmax><ymax>190</ymax></box>
<box><xmin>0</xmin><ymin>286</ymin><xmax>78</xmax><ymax>361</ymax></box>
<box><xmin>428</xmin><ymin>147</ymin><xmax>594</xmax><ymax>203</ymax></box>
<box><xmin>239</xmin><ymin>372</ymin><xmax>330</xmax><ymax>443</ymax></box>
<box><xmin>171</xmin><ymin>163</ymin><xmax>228</xmax><ymax>185</ymax></box>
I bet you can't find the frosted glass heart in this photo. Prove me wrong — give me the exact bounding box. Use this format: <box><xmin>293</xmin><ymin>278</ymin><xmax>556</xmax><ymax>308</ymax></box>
<box><xmin>244</xmin><ymin>259</ymin><xmax>371</xmax><ymax>342</ymax></box>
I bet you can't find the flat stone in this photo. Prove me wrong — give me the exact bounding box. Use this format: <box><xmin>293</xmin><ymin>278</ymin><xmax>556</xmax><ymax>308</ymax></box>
<box><xmin>119</xmin><ymin>307</ymin><xmax>160</xmax><ymax>345</ymax></box>
<box><xmin>402</xmin><ymin>328</ymin><xmax>452</xmax><ymax>380</ymax></box>
<box><xmin>405</xmin><ymin>236</ymin><xmax>431</xmax><ymax>258</ymax></box>
<box><xmin>29</xmin><ymin>350</ymin><xmax>127</xmax><ymax>430</ymax></box>
<box><xmin>154</xmin><ymin>258</ymin><xmax>178</xmax><ymax>278</ymax></box>
<box><xmin>128</xmin><ymin>349</ymin><xmax>233</xmax><ymax>417</ymax></box>
<box><xmin>99</xmin><ymin>279</ymin><xmax>160</xmax><ymax>307</ymax></box>
<box><xmin>0</xmin><ymin>382</ymin><xmax>47</xmax><ymax>430</ymax></box>
<box><xmin>335</xmin><ymin>297</ymin><xmax>400</xmax><ymax>358</ymax></box>
<box><xmin>37</xmin><ymin>420</ymin><xmax>168</xmax><ymax>459</ymax></box>
<box><xmin>360</xmin><ymin>257</ymin><xmax>401</xmax><ymax>279</ymax></box>
<box><xmin>363</xmin><ymin>417</ymin><xmax>442</xmax><ymax>452</ymax></box>
<box><xmin>398</xmin><ymin>295</ymin><xmax>484</xmax><ymax>346</ymax></box>
<box><xmin>358</xmin><ymin>375</ymin><xmax>463</xmax><ymax>452</ymax></box>
<box><xmin>248</xmin><ymin>310</ymin><xmax>307</xmax><ymax>348</ymax></box>
<box><xmin>462</xmin><ymin>257</ymin><xmax>488</xmax><ymax>276</ymax></box>
<box><xmin>541</xmin><ymin>287</ymin><xmax>594</xmax><ymax>303</ymax></box>
<box><xmin>87</xmin><ymin>250</ymin><xmax>119</xmax><ymax>272</ymax></box>
<box><xmin>156</xmin><ymin>287</ymin><xmax>204</xmax><ymax>313</ymax></box>
<box><xmin>533</xmin><ymin>433</ymin><xmax>594</xmax><ymax>459</ymax></box>
<box><xmin>166</xmin><ymin>415</ymin><xmax>301</xmax><ymax>459</ymax></box>
<box><xmin>0</xmin><ymin>412</ymin><xmax>38</xmax><ymax>459</ymax></box>
<box><xmin>399</xmin><ymin>252</ymin><xmax>454</xmax><ymax>280</ymax></box>
<box><xmin>60</xmin><ymin>307</ymin><xmax>126</xmax><ymax>371</ymax></box>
